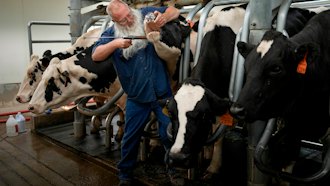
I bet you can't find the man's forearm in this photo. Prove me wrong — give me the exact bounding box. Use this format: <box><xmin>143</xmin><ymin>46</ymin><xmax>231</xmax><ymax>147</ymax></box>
<box><xmin>92</xmin><ymin>42</ymin><xmax>117</xmax><ymax>62</ymax></box>
<box><xmin>163</xmin><ymin>6</ymin><xmax>180</xmax><ymax>23</ymax></box>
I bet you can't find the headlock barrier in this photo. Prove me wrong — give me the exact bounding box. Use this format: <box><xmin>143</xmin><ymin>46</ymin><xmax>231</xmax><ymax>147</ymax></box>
<box><xmin>25</xmin><ymin>0</ymin><xmax>330</xmax><ymax>185</ymax></box>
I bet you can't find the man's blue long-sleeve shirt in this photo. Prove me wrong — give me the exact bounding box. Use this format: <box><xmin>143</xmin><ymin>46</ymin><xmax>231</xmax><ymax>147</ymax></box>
<box><xmin>93</xmin><ymin>6</ymin><xmax>172</xmax><ymax>103</ymax></box>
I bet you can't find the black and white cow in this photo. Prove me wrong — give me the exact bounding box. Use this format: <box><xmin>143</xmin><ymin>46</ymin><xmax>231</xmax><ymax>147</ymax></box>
<box><xmin>16</xmin><ymin>28</ymin><xmax>101</xmax><ymax>103</ymax></box>
<box><xmin>165</xmin><ymin>4</ymin><xmax>247</xmax><ymax>176</ymax></box>
<box><xmin>27</xmin><ymin>44</ymin><xmax>124</xmax><ymax>114</ymax></box>
<box><xmin>165</xmin><ymin>3</ymin><xmax>322</xmax><ymax>179</ymax></box>
<box><xmin>230</xmin><ymin>9</ymin><xmax>330</xmax><ymax>178</ymax></box>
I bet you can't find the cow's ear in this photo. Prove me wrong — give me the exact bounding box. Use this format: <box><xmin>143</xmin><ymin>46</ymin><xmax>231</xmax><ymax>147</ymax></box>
<box><xmin>31</xmin><ymin>54</ymin><xmax>39</xmax><ymax>61</ymax></box>
<box><xmin>50</xmin><ymin>57</ymin><xmax>61</xmax><ymax>64</ymax></box>
<box><xmin>205</xmin><ymin>88</ymin><xmax>230</xmax><ymax>116</ymax></box>
<box><xmin>180</xmin><ymin>24</ymin><xmax>191</xmax><ymax>39</ymax></box>
<box><xmin>43</xmin><ymin>50</ymin><xmax>52</xmax><ymax>58</ymax></box>
<box><xmin>295</xmin><ymin>43</ymin><xmax>320</xmax><ymax>64</ymax></box>
<box><xmin>237</xmin><ymin>41</ymin><xmax>255</xmax><ymax>58</ymax></box>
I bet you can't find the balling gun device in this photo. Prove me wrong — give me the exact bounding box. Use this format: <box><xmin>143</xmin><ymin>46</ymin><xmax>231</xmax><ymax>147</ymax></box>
<box><xmin>83</xmin><ymin>36</ymin><xmax>147</xmax><ymax>39</ymax></box>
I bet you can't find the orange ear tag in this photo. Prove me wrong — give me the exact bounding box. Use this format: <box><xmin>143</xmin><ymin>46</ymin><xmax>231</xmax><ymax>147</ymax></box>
<box><xmin>219</xmin><ymin>112</ymin><xmax>234</xmax><ymax>126</ymax></box>
<box><xmin>297</xmin><ymin>53</ymin><xmax>308</xmax><ymax>74</ymax></box>
<box><xmin>162</xmin><ymin>107</ymin><xmax>169</xmax><ymax>117</ymax></box>
<box><xmin>186</xmin><ymin>20</ymin><xmax>195</xmax><ymax>28</ymax></box>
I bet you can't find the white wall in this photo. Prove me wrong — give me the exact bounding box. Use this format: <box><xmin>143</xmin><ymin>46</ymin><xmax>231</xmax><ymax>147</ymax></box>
<box><xmin>0</xmin><ymin>0</ymin><xmax>71</xmax><ymax>84</ymax></box>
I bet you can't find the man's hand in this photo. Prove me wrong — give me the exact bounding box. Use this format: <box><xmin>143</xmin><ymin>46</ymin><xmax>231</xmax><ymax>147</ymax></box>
<box><xmin>145</xmin><ymin>21</ymin><xmax>160</xmax><ymax>32</ymax></box>
<box><xmin>115</xmin><ymin>38</ymin><xmax>132</xmax><ymax>49</ymax></box>
<box><xmin>153</xmin><ymin>11</ymin><xmax>167</xmax><ymax>28</ymax></box>
<box><xmin>144</xmin><ymin>10</ymin><xmax>167</xmax><ymax>33</ymax></box>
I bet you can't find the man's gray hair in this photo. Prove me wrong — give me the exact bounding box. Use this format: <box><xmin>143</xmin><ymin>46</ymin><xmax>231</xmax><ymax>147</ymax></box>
<box><xmin>106</xmin><ymin>0</ymin><xmax>129</xmax><ymax>17</ymax></box>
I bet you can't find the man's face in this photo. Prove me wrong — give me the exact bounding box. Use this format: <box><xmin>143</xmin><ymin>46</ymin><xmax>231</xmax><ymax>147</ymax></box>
<box><xmin>112</xmin><ymin>5</ymin><xmax>134</xmax><ymax>27</ymax></box>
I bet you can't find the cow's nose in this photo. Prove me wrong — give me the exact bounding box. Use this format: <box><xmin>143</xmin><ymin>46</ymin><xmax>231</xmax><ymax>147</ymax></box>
<box><xmin>168</xmin><ymin>151</ymin><xmax>192</xmax><ymax>168</ymax></box>
<box><xmin>16</xmin><ymin>96</ymin><xmax>22</xmax><ymax>103</ymax></box>
<box><xmin>28</xmin><ymin>105</ymin><xmax>34</xmax><ymax>111</ymax></box>
<box><xmin>230</xmin><ymin>103</ymin><xmax>246</xmax><ymax>120</ymax></box>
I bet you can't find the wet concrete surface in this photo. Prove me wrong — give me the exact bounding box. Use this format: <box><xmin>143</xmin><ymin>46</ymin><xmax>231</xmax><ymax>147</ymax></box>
<box><xmin>0</xmin><ymin>122</ymin><xmax>121</xmax><ymax>186</ymax></box>
<box><xmin>2</xmin><ymin>110</ymin><xmax>328</xmax><ymax>186</ymax></box>
<box><xmin>34</xmin><ymin>121</ymin><xmax>188</xmax><ymax>186</ymax></box>
<box><xmin>31</xmin><ymin>118</ymin><xmax>251</xmax><ymax>186</ymax></box>
<box><xmin>0</xmin><ymin>101</ymin><xmax>211</xmax><ymax>186</ymax></box>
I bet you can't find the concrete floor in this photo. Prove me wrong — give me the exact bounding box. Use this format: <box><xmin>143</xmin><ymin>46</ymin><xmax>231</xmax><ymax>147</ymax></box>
<box><xmin>0</xmin><ymin>84</ymin><xmax>169</xmax><ymax>186</ymax></box>
<box><xmin>0</xmin><ymin>119</ymin><xmax>121</xmax><ymax>186</ymax></box>
<box><xmin>0</xmin><ymin>94</ymin><xmax>181</xmax><ymax>186</ymax></box>
<box><xmin>3</xmin><ymin>84</ymin><xmax>327</xmax><ymax>186</ymax></box>
<box><xmin>0</xmin><ymin>85</ymin><xmax>122</xmax><ymax>186</ymax></box>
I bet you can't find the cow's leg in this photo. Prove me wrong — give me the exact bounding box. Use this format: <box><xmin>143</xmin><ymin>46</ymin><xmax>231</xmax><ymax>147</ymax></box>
<box><xmin>115</xmin><ymin>110</ymin><xmax>125</xmax><ymax>143</ymax></box>
<box><xmin>147</xmin><ymin>31</ymin><xmax>181</xmax><ymax>77</ymax></box>
<box><xmin>147</xmin><ymin>31</ymin><xmax>182</xmax><ymax>90</ymax></box>
<box><xmin>148</xmin><ymin>121</ymin><xmax>162</xmax><ymax>153</ymax></box>
<box><xmin>90</xmin><ymin>96</ymin><xmax>106</xmax><ymax>134</ymax></box>
<box><xmin>205</xmin><ymin>136</ymin><xmax>223</xmax><ymax>177</ymax></box>
<box><xmin>203</xmin><ymin>123</ymin><xmax>223</xmax><ymax>179</ymax></box>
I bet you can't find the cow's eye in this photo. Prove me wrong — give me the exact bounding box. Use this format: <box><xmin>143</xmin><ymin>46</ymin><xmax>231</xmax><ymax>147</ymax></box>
<box><xmin>269</xmin><ymin>65</ymin><xmax>282</xmax><ymax>76</ymax></box>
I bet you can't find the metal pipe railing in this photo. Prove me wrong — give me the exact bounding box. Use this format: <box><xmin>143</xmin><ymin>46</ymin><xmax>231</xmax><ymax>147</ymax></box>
<box><xmin>229</xmin><ymin>3</ymin><xmax>251</xmax><ymax>102</ymax></box>
<box><xmin>69</xmin><ymin>0</ymin><xmax>82</xmax><ymax>44</ymax></box>
<box><xmin>76</xmin><ymin>88</ymin><xmax>124</xmax><ymax>116</ymax></box>
<box><xmin>291</xmin><ymin>0</ymin><xmax>330</xmax><ymax>9</ymax></box>
<box><xmin>82</xmin><ymin>15</ymin><xmax>108</xmax><ymax>33</ymax></box>
<box><xmin>27</xmin><ymin>21</ymin><xmax>70</xmax><ymax>56</ymax></box>
<box><xmin>180</xmin><ymin>3</ymin><xmax>204</xmax><ymax>82</ymax></box>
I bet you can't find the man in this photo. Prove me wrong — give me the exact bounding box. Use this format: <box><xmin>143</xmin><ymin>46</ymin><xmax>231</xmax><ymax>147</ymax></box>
<box><xmin>92</xmin><ymin>0</ymin><xmax>183</xmax><ymax>185</ymax></box>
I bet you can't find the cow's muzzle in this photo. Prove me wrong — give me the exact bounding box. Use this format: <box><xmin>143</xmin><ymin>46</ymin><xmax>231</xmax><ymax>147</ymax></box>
<box><xmin>168</xmin><ymin>151</ymin><xmax>194</xmax><ymax>168</ymax></box>
<box><xmin>16</xmin><ymin>95</ymin><xmax>32</xmax><ymax>103</ymax></box>
<box><xmin>16</xmin><ymin>96</ymin><xmax>23</xmax><ymax>103</ymax></box>
<box><xmin>230</xmin><ymin>103</ymin><xmax>246</xmax><ymax>120</ymax></box>
<box><xmin>28</xmin><ymin>104</ymin><xmax>43</xmax><ymax>114</ymax></box>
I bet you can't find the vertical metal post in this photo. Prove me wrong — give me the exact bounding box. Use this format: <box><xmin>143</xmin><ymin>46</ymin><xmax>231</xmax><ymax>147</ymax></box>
<box><xmin>247</xmin><ymin>121</ymin><xmax>270</xmax><ymax>186</ymax></box>
<box><xmin>248</xmin><ymin>0</ymin><xmax>272</xmax><ymax>44</ymax></box>
<box><xmin>247</xmin><ymin>0</ymin><xmax>274</xmax><ymax>185</ymax></box>
<box><xmin>73</xmin><ymin>110</ymin><xmax>86</xmax><ymax>138</ymax></box>
<box><xmin>180</xmin><ymin>3</ymin><xmax>204</xmax><ymax>82</ymax></box>
<box><xmin>69</xmin><ymin>0</ymin><xmax>86</xmax><ymax>138</ymax></box>
<box><xmin>69</xmin><ymin>0</ymin><xmax>82</xmax><ymax>44</ymax></box>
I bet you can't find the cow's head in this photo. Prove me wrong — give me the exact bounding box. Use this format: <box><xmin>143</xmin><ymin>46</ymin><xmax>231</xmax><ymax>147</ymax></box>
<box><xmin>16</xmin><ymin>28</ymin><xmax>100</xmax><ymax>104</ymax></box>
<box><xmin>28</xmin><ymin>46</ymin><xmax>119</xmax><ymax>114</ymax></box>
<box><xmin>230</xmin><ymin>30</ymin><xmax>320</xmax><ymax>122</ymax></box>
<box><xmin>161</xmin><ymin>17</ymin><xmax>191</xmax><ymax>49</ymax></box>
<box><xmin>16</xmin><ymin>50</ymin><xmax>53</xmax><ymax>103</ymax></box>
<box><xmin>166</xmin><ymin>78</ymin><xmax>230</xmax><ymax>168</ymax></box>
<box><xmin>16</xmin><ymin>49</ymin><xmax>83</xmax><ymax>104</ymax></box>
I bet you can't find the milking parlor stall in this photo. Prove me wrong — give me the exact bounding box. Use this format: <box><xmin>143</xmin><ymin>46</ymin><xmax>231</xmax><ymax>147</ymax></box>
<box><xmin>1</xmin><ymin>0</ymin><xmax>330</xmax><ymax>186</ymax></box>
